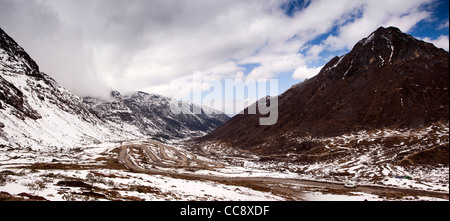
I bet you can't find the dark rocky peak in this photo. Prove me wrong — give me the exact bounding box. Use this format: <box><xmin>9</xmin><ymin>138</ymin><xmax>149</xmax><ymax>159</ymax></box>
<box><xmin>110</xmin><ymin>90</ymin><xmax>122</xmax><ymax>98</ymax></box>
<box><xmin>136</xmin><ymin>91</ymin><xmax>149</xmax><ymax>96</ymax></box>
<box><xmin>321</xmin><ymin>26</ymin><xmax>448</xmax><ymax>81</ymax></box>
<box><xmin>357</xmin><ymin>26</ymin><xmax>409</xmax><ymax>47</ymax></box>
<box><xmin>133</xmin><ymin>91</ymin><xmax>151</xmax><ymax>99</ymax></box>
<box><xmin>352</xmin><ymin>26</ymin><xmax>425</xmax><ymax>56</ymax></box>
<box><xmin>354</xmin><ymin>26</ymin><xmax>447</xmax><ymax>62</ymax></box>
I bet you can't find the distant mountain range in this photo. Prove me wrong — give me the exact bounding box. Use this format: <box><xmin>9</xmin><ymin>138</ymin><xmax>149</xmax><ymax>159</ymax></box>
<box><xmin>199</xmin><ymin>27</ymin><xmax>449</xmax><ymax>154</ymax></box>
<box><xmin>0</xmin><ymin>27</ymin><xmax>228</xmax><ymax>149</ymax></box>
<box><xmin>84</xmin><ymin>90</ymin><xmax>229</xmax><ymax>140</ymax></box>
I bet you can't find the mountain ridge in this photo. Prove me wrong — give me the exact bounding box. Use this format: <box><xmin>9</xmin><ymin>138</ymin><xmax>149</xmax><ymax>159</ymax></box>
<box><xmin>83</xmin><ymin>90</ymin><xmax>229</xmax><ymax>140</ymax></box>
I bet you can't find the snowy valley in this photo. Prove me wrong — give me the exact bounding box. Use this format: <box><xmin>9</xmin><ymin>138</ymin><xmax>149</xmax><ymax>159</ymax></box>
<box><xmin>1</xmin><ymin>26</ymin><xmax>449</xmax><ymax>201</ymax></box>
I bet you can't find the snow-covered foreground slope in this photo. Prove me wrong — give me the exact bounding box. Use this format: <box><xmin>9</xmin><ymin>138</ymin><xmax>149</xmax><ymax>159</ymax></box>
<box><xmin>0</xmin><ymin>168</ymin><xmax>283</xmax><ymax>201</ymax></box>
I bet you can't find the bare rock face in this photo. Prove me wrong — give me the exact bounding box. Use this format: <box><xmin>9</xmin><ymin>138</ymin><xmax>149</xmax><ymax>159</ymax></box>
<box><xmin>200</xmin><ymin>27</ymin><xmax>449</xmax><ymax>154</ymax></box>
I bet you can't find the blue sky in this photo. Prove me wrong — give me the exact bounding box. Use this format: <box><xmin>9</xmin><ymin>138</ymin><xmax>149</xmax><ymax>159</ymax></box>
<box><xmin>0</xmin><ymin>0</ymin><xmax>448</xmax><ymax>113</ymax></box>
<box><xmin>410</xmin><ymin>0</ymin><xmax>449</xmax><ymax>38</ymax></box>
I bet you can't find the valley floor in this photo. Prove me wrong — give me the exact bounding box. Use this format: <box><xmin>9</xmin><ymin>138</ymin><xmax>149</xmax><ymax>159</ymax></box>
<box><xmin>0</xmin><ymin>128</ymin><xmax>448</xmax><ymax>201</ymax></box>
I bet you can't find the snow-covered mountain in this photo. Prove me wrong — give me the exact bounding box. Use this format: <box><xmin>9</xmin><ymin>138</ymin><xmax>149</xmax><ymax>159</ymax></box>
<box><xmin>0</xmin><ymin>28</ymin><xmax>148</xmax><ymax>149</ymax></box>
<box><xmin>0</xmin><ymin>27</ymin><xmax>228</xmax><ymax>149</ymax></box>
<box><xmin>84</xmin><ymin>91</ymin><xmax>229</xmax><ymax>140</ymax></box>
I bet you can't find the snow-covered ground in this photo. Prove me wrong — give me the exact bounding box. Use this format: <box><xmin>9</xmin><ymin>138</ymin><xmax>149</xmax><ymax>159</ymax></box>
<box><xmin>0</xmin><ymin>168</ymin><xmax>284</xmax><ymax>201</ymax></box>
<box><xmin>303</xmin><ymin>191</ymin><xmax>447</xmax><ymax>201</ymax></box>
<box><xmin>1</xmin><ymin>121</ymin><xmax>448</xmax><ymax>201</ymax></box>
<box><xmin>1</xmin><ymin>135</ymin><xmax>447</xmax><ymax>201</ymax></box>
<box><xmin>0</xmin><ymin>142</ymin><xmax>288</xmax><ymax>201</ymax></box>
<box><xmin>199</xmin><ymin>123</ymin><xmax>449</xmax><ymax>196</ymax></box>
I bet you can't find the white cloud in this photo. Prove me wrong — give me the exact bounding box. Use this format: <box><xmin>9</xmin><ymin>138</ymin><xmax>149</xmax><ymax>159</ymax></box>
<box><xmin>438</xmin><ymin>20</ymin><xmax>449</xmax><ymax>30</ymax></box>
<box><xmin>307</xmin><ymin>0</ymin><xmax>433</xmax><ymax>58</ymax></box>
<box><xmin>292</xmin><ymin>66</ymin><xmax>324</xmax><ymax>80</ymax></box>
<box><xmin>422</xmin><ymin>35</ymin><xmax>450</xmax><ymax>51</ymax></box>
<box><xmin>0</xmin><ymin>0</ymin><xmax>436</xmax><ymax>99</ymax></box>
<box><xmin>246</xmin><ymin>54</ymin><xmax>304</xmax><ymax>80</ymax></box>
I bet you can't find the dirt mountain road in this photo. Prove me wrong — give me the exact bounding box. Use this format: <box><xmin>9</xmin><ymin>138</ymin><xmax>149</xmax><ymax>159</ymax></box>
<box><xmin>117</xmin><ymin>141</ymin><xmax>449</xmax><ymax>201</ymax></box>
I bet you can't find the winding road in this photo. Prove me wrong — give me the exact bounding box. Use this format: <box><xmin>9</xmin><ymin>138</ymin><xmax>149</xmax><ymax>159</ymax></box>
<box><xmin>117</xmin><ymin>141</ymin><xmax>449</xmax><ymax>201</ymax></box>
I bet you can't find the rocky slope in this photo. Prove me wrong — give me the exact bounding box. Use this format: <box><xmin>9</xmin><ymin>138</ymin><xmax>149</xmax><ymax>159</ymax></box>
<box><xmin>199</xmin><ymin>27</ymin><xmax>449</xmax><ymax>157</ymax></box>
